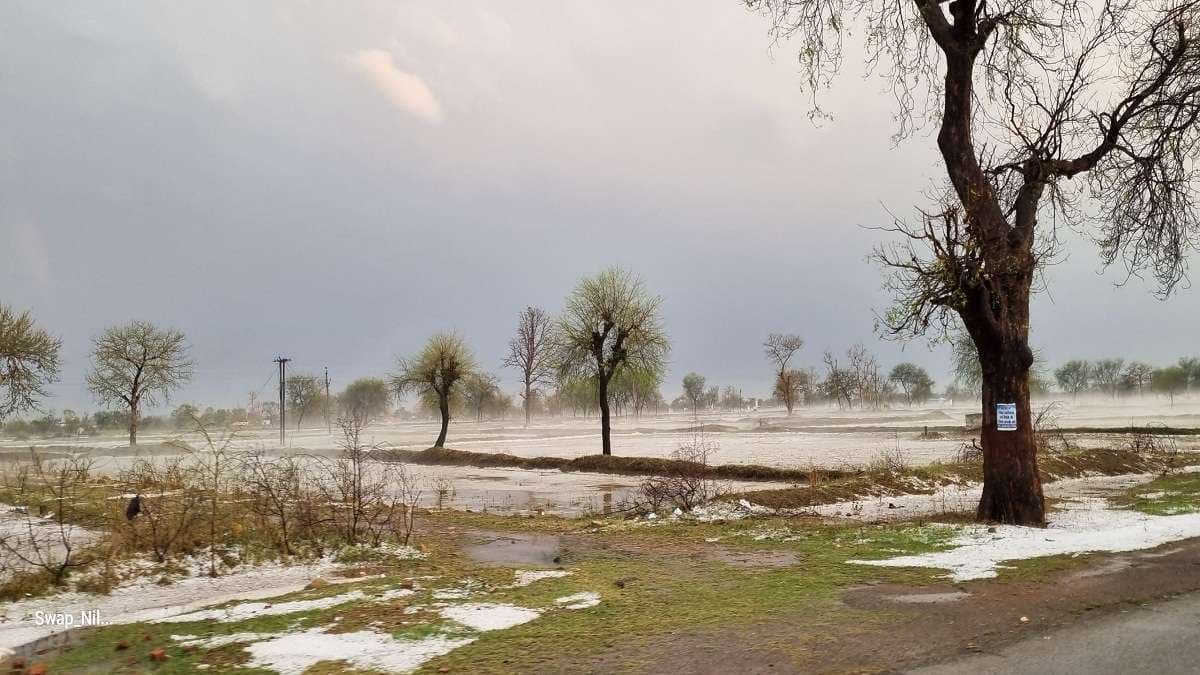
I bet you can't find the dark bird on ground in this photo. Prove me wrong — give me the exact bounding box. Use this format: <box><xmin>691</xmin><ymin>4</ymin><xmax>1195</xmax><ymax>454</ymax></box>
<box><xmin>125</xmin><ymin>494</ymin><xmax>141</xmax><ymax>520</ymax></box>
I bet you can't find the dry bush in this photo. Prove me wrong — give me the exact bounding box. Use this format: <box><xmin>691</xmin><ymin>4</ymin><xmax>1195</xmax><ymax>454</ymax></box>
<box><xmin>313</xmin><ymin>413</ymin><xmax>414</xmax><ymax>547</ymax></box>
<box><xmin>118</xmin><ymin>456</ymin><xmax>208</xmax><ymax>563</ymax></box>
<box><xmin>240</xmin><ymin>448</ymin><xmax>306</xmax><ymax>556</ymax></box>
<box><xmin>954</xmin><ymin>439</ymin><xmax>983</xmax><ymax>464</ymax></box>
<box><xmin>635</xmin><ymin>429</ymin><xmax>727</xmax><ymax>513</ymax></box>
<box><xmin>1034</xmin><ymin>402</ymin><xmax>1073</xmax><ymax>455</ymax></box>
<box><xmin>869</xmin><ymin>444</ymin><xmax>909</xmax><ymax>474</ymax></box>
<box><xmin>0</xmin><ymin>453</ymin><xmax>98</xmax><ymax>585</ymax></box>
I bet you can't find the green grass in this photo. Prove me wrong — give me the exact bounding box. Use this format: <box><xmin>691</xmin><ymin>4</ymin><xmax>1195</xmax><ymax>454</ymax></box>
<box><xmin>37</xmin><ymin>514</ymin><xmax>966</xmax><ymax>674</ymax></box>
<box><xmin>1114</xmin><ymin>472</ymin><xmax>1200</xmax><ymax>516</ymax></box>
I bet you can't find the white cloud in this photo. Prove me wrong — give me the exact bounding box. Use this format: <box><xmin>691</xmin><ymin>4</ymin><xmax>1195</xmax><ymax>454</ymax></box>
<box><xmin>347</xmin><ymin>49</ymin><xmax>442</xmax><ymax>124</ymax></box>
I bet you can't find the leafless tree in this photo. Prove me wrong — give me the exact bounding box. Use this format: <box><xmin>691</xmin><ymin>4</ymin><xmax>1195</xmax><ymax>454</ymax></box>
<box><xmin>822</xmin><ymin>350</ymin><xmax>858</xmax><ymax>408</ymax></box>
<box><xmin>1091</xmin><ymin>358</ymin><xmax>1126</xmax><ymax>398</ymax></box>
<box><xmin>392</xmin><ymin>333</ymin><xmax>476</xmax><ymax>448</ymax></box>
<box><xmin>86</xmin><ymin>321</ymin><xmax>193</xmax><ymax>446</ymax></box>
<box><xmin>0</xmin><ymin>304</ymin><xmax>61</xmax><ymax>420</ymax></box>
<box><xmin>503</xmin><ymin>306</ymin><xmax>557</xmax><ymax>426</ymax></box>
<box><xmin>763</xmin><ymin>333</ymin><xmax>804</xmax><ymax>414</ymax></box>
<box><xmin>557</xmin><ymin>268</ymin><xmax>670</xmax><ymax>455</ymax></box>
<box><xmin>750</xmin><ymin>0</ymin><xmax>1200</xmax><ymax>524</ymax></box>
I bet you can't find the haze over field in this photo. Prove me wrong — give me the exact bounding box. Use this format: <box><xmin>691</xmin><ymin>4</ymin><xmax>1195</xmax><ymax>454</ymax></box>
<box><xmin>2</xmin><ymin>0</ymin><xmax>1197</xmax><ymax>412</ymax></box>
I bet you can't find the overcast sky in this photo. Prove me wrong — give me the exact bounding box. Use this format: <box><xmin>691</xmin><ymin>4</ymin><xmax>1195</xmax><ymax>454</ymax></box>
<box><xmin>2</xmin><ymin>1</ymin><xmax>1197</xmax><ymax>414</ymax></box>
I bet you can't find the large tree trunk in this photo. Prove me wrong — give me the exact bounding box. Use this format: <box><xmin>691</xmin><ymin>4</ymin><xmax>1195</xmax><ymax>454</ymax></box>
<box><xmin>599</xmin><ymin>376</ymin><xmax>612</xmax><ymax>456</ymax></box>
<box><xmin>435</xmin><ymin>393</ymin><xmax>450</xmax><ymax>447</ymax></box>
<box><xmin>129</xmin><ymin>404</ymin><xmax>139</xmax><ymax>446</ymax></box>
<box><xmin>975</xmin><ymin>339</ymin><xmax>1045</xmax><ymax>524</ymax></box>
<box><xmin>524</xmin><ymin>381</ymin><xmax>532</xmax><ymax>427</ymax></box>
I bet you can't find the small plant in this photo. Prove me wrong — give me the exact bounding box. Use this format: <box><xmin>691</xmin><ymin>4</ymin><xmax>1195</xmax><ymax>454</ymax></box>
<box><xmin>635</xmin><ymin>428</ymin><xmax>727</xmax><ymax>513</ymax></box>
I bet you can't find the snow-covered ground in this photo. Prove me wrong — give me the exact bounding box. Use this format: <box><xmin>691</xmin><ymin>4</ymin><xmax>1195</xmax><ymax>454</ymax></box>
<box><xmin>851</xmin><ymin>487</ymin><xmax>1200</xmax><ymax>581</ymax></box>
<box><xmin>0</xmin><ymin>557</ymin><xmax>342</xmax><ymax>650</ymax></box>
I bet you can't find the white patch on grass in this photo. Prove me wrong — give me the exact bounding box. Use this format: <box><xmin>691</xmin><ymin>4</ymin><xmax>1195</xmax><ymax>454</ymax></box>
<box><xmin>0</xmin><ymin>557</ymin><xmax>341</xmax><ymax>649</ymax></box>
<box><xmin>512</xmin><ymin>570</ymin><xmax>571</xmax><ymax>587</ymax></box>
<box><xmin>172</xmin><ymin>632</ymin><xmax>275</xmax><ymax>649</ymax></box>
<box><xmin>555</xmin><ymin>592</ymin><xmax>601</xmax><ymax>609</ymax></box>
<box><xmin>439</xmin><ymin>603</ymin><xmax>541</xmax><ymax>631</ymax></box>
<box><xmin>377</xmin><ymin>587</ymin><xmax>416</xmax><ymax>601</ymax></box>
<box><xmin>154</xmin><ymin>590</ymin><xmax>366</xmax><ymax>623</ymax></box>
<box><xmin>244</xmin><ymin>627</ymin><xmax>471</xmax><ymax>674</ymax></box>
<box><xmin>851</xmin><ymin>497</ymin><xmax>1200</xmax><ymax>581</ymax></box>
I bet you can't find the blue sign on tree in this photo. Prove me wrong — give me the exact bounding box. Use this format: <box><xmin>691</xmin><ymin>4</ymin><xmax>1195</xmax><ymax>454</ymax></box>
<box><xmin>996</xmin><ymin>403</ymin><xmax>1017</xmax><ymax>431</ymax></box>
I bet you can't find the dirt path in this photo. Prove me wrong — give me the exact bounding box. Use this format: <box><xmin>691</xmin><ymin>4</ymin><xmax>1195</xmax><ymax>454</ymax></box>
<box><xmin>910</xmin><ymin>590</ymin><xmax>1200</xmax><ymax>674</ymax></box>
<box><xmin>619</xmin><ymin>537</ymin><xmax>1200</xmax><ymax>674</ymax></box>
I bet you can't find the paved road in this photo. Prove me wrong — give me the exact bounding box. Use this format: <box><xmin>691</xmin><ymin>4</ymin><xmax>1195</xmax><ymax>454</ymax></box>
<box><xmin>911</xmin><ymin>591</ymin><xmax>1200</xmax><ymax>675</ymax></box>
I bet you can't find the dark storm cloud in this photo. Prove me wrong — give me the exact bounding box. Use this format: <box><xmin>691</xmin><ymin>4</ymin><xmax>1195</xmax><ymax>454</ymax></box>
<box><xmin>1</xmin><ymin>1</ymin><xmax>1195</xmax><ymax>413</ymax></box>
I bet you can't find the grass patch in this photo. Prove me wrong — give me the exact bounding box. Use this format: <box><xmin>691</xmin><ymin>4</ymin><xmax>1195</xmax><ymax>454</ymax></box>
<box><xmin>381</xmin><ymin>446</ymin><xmax>843</xmax><ymax>483</ymax></box>
<box><xmin>1113</xmin><ymin>472</ymin><xmax>1200</xmax><ymax>515</ymax></box>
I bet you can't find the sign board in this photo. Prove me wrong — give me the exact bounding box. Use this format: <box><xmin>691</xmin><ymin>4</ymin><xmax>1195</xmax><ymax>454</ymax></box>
<box><xmin>996</xmin><ymin>403</ymin><xmax>1017</xmax><ymax>431</ymax></box>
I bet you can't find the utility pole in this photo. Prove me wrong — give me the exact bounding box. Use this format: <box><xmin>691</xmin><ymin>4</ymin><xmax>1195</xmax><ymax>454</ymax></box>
<box><xmin>324</xmin><ymin>366</ymin><xmax>331</xmax><ymax>435</ymax></box>
<box><xmin>274</xmin><ymin>356</ymin><xmax>290</xmax><ymax>447</ymax></box>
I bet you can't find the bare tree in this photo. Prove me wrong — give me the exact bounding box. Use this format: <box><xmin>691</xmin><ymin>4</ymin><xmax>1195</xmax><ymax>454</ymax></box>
<box><xmin>0</xmin><ymin>305</ymin><xmax>61</xmax><ymax>420</ymax></box>
<box><xmin>1124</xmin><ymin>361</ymin><xmax>1155</xmax><ymax>395</ymax></box>
<box><xmin>503</xmin><ymin>306</ymin><xmax>557</xmax><ymax>426</ymax></box>
<box><xmin>557</xmin><ymin>267</ymin><xmax>670</xmax><ymax>456</ymax></box>
<box><xmin>1091</xmin><ymin>358</ymin><xmax>1126</xmax><ymax>398</ymax></box>
<box><xmin>822</xmin><ymin>350</ymin><xmax>857</xmax><ymax>409</ymax></box>
<box><xmin>750</xmin><ymin>0</ymin><xmax>1200</xmax><ymax>524</ymax></box>
<box><xmin>763</xmin><ymin>333</ymin><xmax>804</xmax><ymax>414</ymax></box>
<box><xmin>392</xmin><ymin>333</ymin><xmax>476</xmax><ymax>448</ymax></box>
<box><xmin>86</xmin><ymin>321</ymin><xmax>193</xmax><ymax>446</ymax></box>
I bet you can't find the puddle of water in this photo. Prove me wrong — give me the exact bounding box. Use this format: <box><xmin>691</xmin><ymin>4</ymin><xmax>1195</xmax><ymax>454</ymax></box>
<box><xmin>461</xmin><ymin>531</ymin><xmax>563</xmax><ymax>568</ymax></box>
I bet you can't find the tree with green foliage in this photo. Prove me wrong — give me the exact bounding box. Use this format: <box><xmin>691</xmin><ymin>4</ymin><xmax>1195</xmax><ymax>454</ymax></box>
<box><xmin>1054</xmin><ymin>361</ymin><xmax>1092</xmax><ymax>400</ymax></box>
<box><xmin>462</xmin><ymin>372</ymin><xmax>502</xmax><ymax>423</ymax></box>
<box><xmin>0</xmin><ymin>304</ymin><xmax>61</xmax><ymax>420</ymax></box>
<box><xmin>1153</xmin><ymin>366</ymin><xmax>1188</xmax><ymax>405</ymax></box>
<box><xmin>392</xmin><ymin>333</ymin><xmax>476</xmax><ymax>447</ymax></box>
<box><xmin>1122</xmin><ymin>362</ymin><xmax>1155</xmax><ymax>396</ymax></box>
<box><xmin>682</xmin><ymin>372</ymin><xmax>706</xmax><ymax>418</ymax></box>
<box><xmin>286</xmin><ymin>374</ymin><xmax>323</xmax><ymax>429</ymax></box>
<box><xmin>338</xmin><ymin>378</ymin><xmax>390</xmax><ymax>424</ymax></box>
<box><xmin>889</xmin><ymin>363</ymin><xmax>934</xmax><ymax>406</ymax></box>
<box><xmin>1179</xmin><ymin>357</ymin><xmax>1200</xmax><ymax>390</ymax></box>
<box><xmin>557</xmin><ymin>267</ymin><xmax>669</xmax><ymax>456</ymax></box>
<box><xmin>86</xmin><ymin>320</ymin><xmax>193</xmax><ymax>446</ymax></box>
